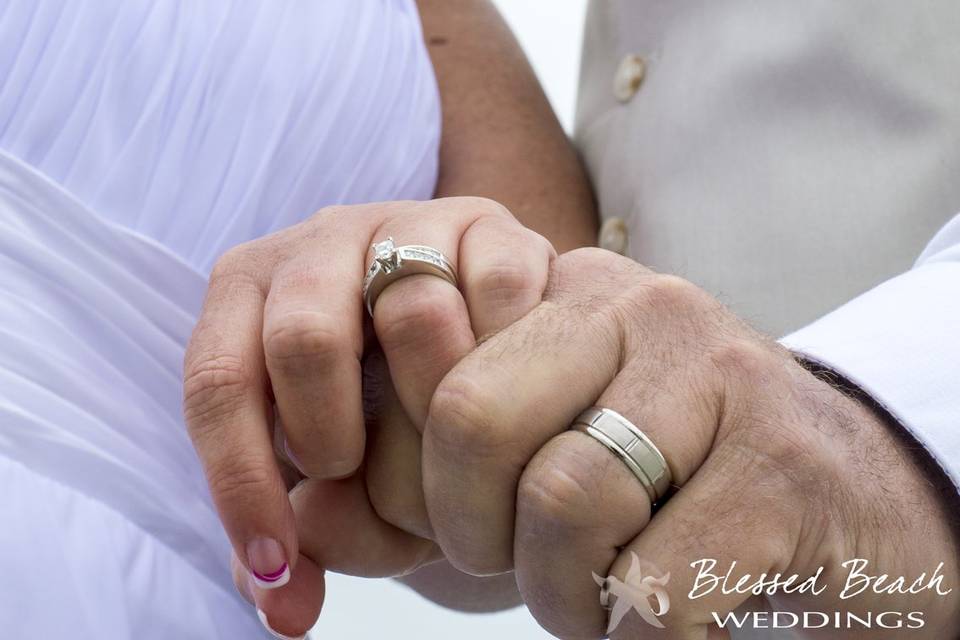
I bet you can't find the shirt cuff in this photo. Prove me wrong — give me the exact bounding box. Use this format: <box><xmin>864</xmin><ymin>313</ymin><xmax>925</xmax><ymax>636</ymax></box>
<box><xmin>780</xmin><ymin>261</ymin><xmax>960</xmax><ymax>494</ymax></box>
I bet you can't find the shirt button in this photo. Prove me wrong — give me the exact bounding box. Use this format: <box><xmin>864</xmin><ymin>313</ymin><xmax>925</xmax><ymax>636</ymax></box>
<box><xmin>598</xmin><ymin>216</ymin><xmax>629</xmax><ymax>255</ymax></box>
<box><xmin>613</xmin><ymin>54</ymin><xmax>646</xmax><ymax>103</ymax></box>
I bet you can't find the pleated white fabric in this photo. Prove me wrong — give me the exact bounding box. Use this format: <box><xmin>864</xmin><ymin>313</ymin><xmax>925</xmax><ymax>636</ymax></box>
<box><xmin>0</xmin><ymin>0</ymin><xmax>439</xmax><ymax>637</ymax></box>
<box><xmin>0</xmin><ymin>150</ymin><xmax>260</xmax><ymax>638</ymax></box>
<box><xmin>0</xmin><ymin>0</ymin><xmax>439</xmax><ymax>273</ymax></box>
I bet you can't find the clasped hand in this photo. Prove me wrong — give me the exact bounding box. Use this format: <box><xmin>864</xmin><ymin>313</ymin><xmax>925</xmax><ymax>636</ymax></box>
<box><xmin>184</xmin><ymin>198</ymin><xmax>959</xmax><ymax>639</ymax></box>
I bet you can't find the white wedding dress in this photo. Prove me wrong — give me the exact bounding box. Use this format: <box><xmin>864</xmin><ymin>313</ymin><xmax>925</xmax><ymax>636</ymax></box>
<box><xmin>0</xmin><ymin>1</ymin><xmax>439</xmax><ymax>637</ymax></box>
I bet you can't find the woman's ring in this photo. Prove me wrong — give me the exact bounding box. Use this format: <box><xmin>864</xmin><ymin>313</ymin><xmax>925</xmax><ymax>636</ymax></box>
<box><xmin>362</xmin><ymin>237</ymin><xmax>458</xmax><ymax>316</ymax></box>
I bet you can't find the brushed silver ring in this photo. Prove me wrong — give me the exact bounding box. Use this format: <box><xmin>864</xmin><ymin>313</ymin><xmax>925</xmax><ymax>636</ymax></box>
<box><xmin>362</xmin><ymin>237</ymin><xmax>458</xmax><ymax>316</ymax></box>
<box><xmin>572</xmin><ymin>407</ymin><xmax>673</xmax><ymax>504</ymax></box>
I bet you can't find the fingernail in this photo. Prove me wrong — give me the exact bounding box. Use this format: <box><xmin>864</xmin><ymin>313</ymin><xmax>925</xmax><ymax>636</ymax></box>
<box><xmin>257</xmin><ymin>609</ymin><xmax>306</xmax><ymax>640</ymax></box>
<box><xmin>247</xmin><ymin>538</ymin><xmax>290</xmax><ymax>589</ymax></box>
<box><xmin>323</xmin><ymin>457</ymin><xmax>358</xmax><ymax>480</ymax></box>
<box><xmin>282</xmin><ymin>437</ymin><xmax>306</xmax><ymax>475</ymax></box>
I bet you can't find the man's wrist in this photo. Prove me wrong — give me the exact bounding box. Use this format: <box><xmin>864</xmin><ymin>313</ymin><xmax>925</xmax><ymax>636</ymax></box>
<box><xmin>795</xmin><ymin>355</ymin><xmax>960</xmax><ymax>558</ymax></box>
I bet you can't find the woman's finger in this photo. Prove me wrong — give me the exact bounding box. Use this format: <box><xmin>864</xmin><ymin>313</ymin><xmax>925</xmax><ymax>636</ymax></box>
<box><xmin>371</xmin><ymin>205</ymin><xmax>481</xmax><ymax>429</ymax></box>
<box><xmin>234</xmin><ymin>551</ymin><xmax>327</xmax><ymax>640</ymax></box>
<box><xmin>262</xmin><ymin>214</ymin><xmax>367</xmax><ymax>478</ymax></box>
<box><xmin>264</xmin><ymin>197</ymin><xmax>505</xmax><ymax>478</ymax></box>
<box><xmin>183</xmin><ymin>250</ymin><xmax>298</xmax><ymax>594</ymax></box>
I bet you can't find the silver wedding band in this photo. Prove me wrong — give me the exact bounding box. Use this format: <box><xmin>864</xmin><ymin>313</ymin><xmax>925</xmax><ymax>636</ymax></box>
<box><xmin>572</xmin><ymin>407</ymin><xmax>673</xmax><ymax>504</ymax></box>
<box><xmin>362</xmin><ymin>237</ymin><xmax>458</xmax><ymax>316</ymax></box>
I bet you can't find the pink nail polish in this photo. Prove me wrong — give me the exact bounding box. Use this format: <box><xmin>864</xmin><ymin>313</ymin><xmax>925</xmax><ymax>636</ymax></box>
<box><xmin>247</xmin><ymin>538</ymin><xmax>290</xmax><ymax>590</ymax></box>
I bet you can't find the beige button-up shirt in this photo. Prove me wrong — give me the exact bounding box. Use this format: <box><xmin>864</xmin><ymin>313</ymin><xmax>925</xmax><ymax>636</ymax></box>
<box><xmin>576</xmin><ymin>0</ymin><xmax>960</xmax><ymax>336</ymax></box>
<box><xmin>576</xmin><ymin>7</ymin><xmax>960</xmax><ymax>636</ymax></box>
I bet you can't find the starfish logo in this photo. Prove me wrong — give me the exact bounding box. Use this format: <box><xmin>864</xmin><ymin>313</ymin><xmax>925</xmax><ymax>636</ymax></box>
<box><xmin>592</xmin><ymin>553</ymin><xmax>671</xmax><ymax>633</ymax></box>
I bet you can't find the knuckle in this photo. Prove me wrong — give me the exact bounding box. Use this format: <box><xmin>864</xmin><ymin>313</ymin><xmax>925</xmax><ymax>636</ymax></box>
<box><xmin>311</xmin><ymin>203</ymin><xmax>348</xmax><ymax>221</ymax></box>
<box><xmin>563</xmin><ymin>245</ymin><xmax>646</xmax><ymax>272</ymax></box>
<box><xmin>209</xmin><ymin>243</ymin><xmax>260</xmax><ymax>287</ymax></box>
<box><xmin>648</xmin><ymin>272</ymin><xmax>701</xmax><ymax>304</ymax></box>
<box><xmin>475</xmin><ymin>262</ymin><xmax>540</xmax><ymax>306</ymax></box>
<box><xmin>533</xmin><ymin>230</ymin><xmax>558</xmax><ymax>260</ymax></box>
<box><xmin>427</xmin><ymin>373</ymin><xmax>507</xmax><ymax>459</ymax></box>
<box><xmin>762</xmin><ymin>425</ymin><xmax>829</xmax><ymax>486</ymax></box>
<box><xmin>182</xmin><ymin>354</ymin><xmax>252</xmax><ymax>434</ymax></box>
<box><xmin>458</xmin><ymin>196</ymin><xmax>514</xmax><ymax>221</ymax></box>
<box><xmin>205</xmin><ymin>453</ymin><xmax>280</xmax><ymax>507</ymax></box>
<box><xmin>375</xmin><ymin>281</ymin><xmax>462</xmax><ymax>349</ymax></box>
<box><xmin>709</xmin><ymin>337</ymin><xmax>775</xmax><ymax>381</ymax></box>
<box><xmin>621</xmin><ymin>273</ymin><xmax>701</xmax><ymax>313</ymax></box>
<box><xmin>720</xmin><ymin>417</ymin><xmax>824</xmax><ymax>504</ymax></box>
<box><xmin>304</xmin><ymin>204</ymin><xmax>360</xmax><ymax>239</ymax></box>
<box><xmin>263</xmin><ymin>311</ymin><xmax>347</xmax><ymax>367</ymax></box>
<box><xmin>550</xmin><ymin>247</ymin><xmax>651</xmax><ymax>297</ymax></box>
<box><xmin>517</xmin><ymin>455</ymin><xmax>594</xmax><ymax>529</ymax></box>
<box><xmin>555</xmin><ymin>246</ymin><xmax>620</xmax><ymax>274</ymax></box>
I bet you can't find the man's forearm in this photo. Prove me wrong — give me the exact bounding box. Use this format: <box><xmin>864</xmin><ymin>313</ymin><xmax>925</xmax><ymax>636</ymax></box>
<box><xmin>417</xmin><ymin>0</ymin><xmax>597</xmax><ymax>253</ymax></box>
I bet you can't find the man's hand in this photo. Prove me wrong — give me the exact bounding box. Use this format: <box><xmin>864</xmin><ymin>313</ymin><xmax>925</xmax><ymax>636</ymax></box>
<box><xmin>419</xmin><ymin>247</ymin><xmax>960</xmax><ymax>639</ymax></box>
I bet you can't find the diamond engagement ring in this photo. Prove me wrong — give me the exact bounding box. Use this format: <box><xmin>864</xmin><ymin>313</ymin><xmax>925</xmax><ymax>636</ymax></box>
<box><xmin>362</xmin><ymin>237</ymin><xmax>458</xmax><ymax>316</ymax></box>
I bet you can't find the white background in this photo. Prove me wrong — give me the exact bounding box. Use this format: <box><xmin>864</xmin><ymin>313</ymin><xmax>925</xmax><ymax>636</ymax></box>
<box><xmin>310</xmin><ymin>2</ymin><xmax>587</xmax><ymax>639</ymax></box>
<box><xmin>492</xmin><ymin>0</ymin><xmax>588</xmax><ymax>132</ymax></box>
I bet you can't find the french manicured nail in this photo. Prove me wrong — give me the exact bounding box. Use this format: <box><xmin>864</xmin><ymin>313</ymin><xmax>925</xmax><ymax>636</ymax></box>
<box><xmin>257</xmin><ymin>609</ymin><xmax>306</xmax><ymax>640</ymax></box>
<box><xmin>247</xmin><ymin>538</ymin><xmax>290</xmax><ymax>589</ymax></box>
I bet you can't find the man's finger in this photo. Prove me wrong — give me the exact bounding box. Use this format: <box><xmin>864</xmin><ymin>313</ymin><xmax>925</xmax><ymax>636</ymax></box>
<box><xmin>365</xmin><ymin>369</ymin><xmax>435</xmax><ymax>539</ymax></box>
<box><xmin>421</xmin><ymin>250</ymin><xmax>632</xmax><ymax>575</ymax></box>
<box><xmin>513</xmin><ymin>356</ymin><xmax>721</xmax><ymax>638</ymax></box>
<box><xmin>605</xmin><ymin>446</ymin><xmax>796</xmax><ymax>640</ymax></box>
<box><xmin>513</xmin><ymin>431</ymin><xmax>651</xmax><ymax>638</ymax></box>
<box><xmin>183</xmin><ymin>254</ymin><xmax>297</xmax><ymax>592</ymax></box>
<box><xmin>397</xmin><ymin>560</ymin><xmax>524</xmax><ymax>612</ymax></box>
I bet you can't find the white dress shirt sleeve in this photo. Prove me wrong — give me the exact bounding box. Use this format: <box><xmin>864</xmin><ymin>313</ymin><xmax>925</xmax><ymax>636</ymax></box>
<box><xmin>781</xmin><ymin>213</ymin><xmax>960</xmax><ymax>493</ymax></box>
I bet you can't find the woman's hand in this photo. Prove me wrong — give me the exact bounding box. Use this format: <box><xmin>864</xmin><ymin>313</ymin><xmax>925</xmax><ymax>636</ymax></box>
<box><xmin>182</xmin><ymin>197</ymin><xmax>554</xmax><ymax>635</ymax></box>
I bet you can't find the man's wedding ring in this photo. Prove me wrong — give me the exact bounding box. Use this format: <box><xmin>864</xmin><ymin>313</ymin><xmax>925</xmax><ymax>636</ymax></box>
<box><xmin>572</xmin><ymin>407</ymin><xmax>673</xmax><ymax>504</ymax></box>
